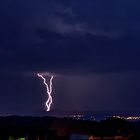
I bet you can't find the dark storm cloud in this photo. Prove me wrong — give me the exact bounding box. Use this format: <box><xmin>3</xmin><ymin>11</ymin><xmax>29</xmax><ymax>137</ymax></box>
<box><xmin>0</xmin><ymin>0</ymin><xmax>140</xmax><ymax>75</ymax></box>
<box><xmin>1</xmin><ymin>0</ymin><xmax>140</xmax><ymax>114</ymax></box>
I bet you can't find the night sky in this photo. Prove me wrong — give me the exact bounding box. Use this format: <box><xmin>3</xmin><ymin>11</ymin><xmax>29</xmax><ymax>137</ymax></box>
<box><xmin>0</xmin><ymin>0</ymin><xmax>140</xmax><ymax>115</ymax></box>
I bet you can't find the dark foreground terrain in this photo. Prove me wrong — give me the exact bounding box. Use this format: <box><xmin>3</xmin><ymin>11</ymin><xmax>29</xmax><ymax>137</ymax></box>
<box><xmin>0</xmin><ymin>116</ymin><xmax>139</xmax><ymax>140</ymax></box>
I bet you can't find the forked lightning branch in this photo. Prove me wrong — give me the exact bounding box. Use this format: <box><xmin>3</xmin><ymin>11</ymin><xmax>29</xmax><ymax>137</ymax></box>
<box><xmin>37</xmin><ymin>73</ymin><xmax>54</xmax><ymax>111</ymax></box>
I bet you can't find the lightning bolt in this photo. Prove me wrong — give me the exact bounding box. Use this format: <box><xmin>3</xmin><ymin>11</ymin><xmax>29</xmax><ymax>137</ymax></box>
<box><xmin>37</xmin><ymin>73</ymin><xmax>54</xmax><ymax>111</ymax></box>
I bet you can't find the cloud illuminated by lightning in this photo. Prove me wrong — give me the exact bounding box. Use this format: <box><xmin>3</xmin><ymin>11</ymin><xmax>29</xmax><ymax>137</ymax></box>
<box><xmin>37</xmin><ymin>73</ymin><xmax>54</xmax><ymax>111</ymax></box>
